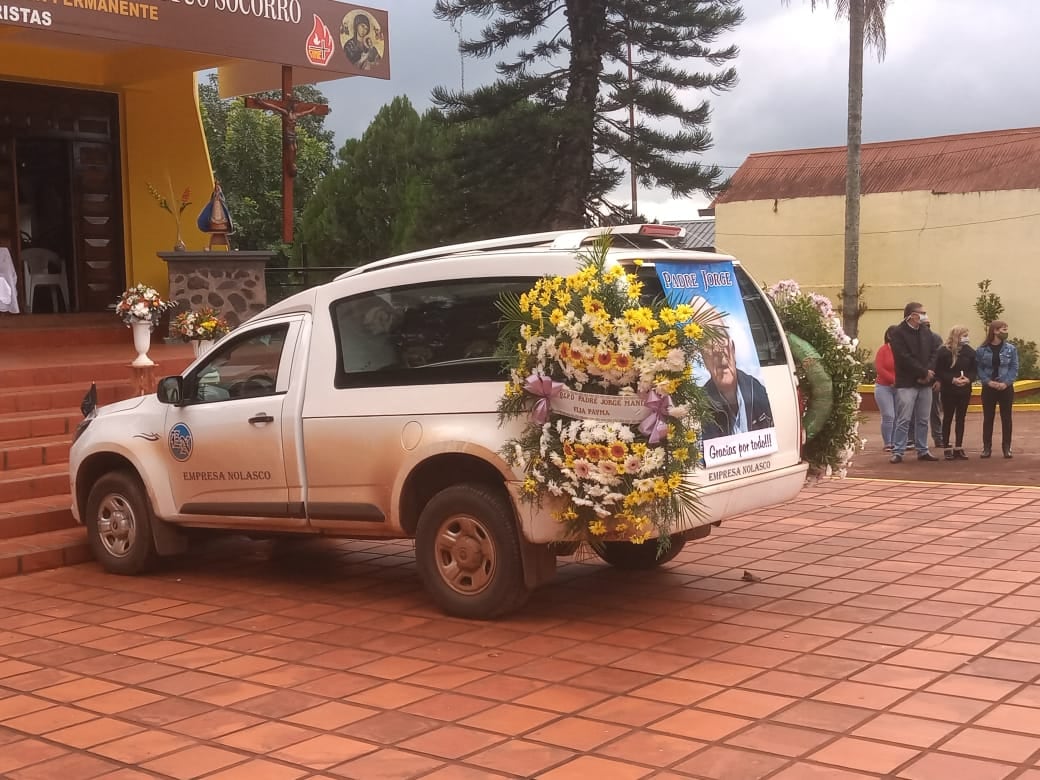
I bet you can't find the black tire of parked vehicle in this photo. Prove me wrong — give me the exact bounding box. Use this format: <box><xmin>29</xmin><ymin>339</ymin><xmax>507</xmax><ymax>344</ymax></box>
<box><xmin>415</xmin><ymin>482</ymin><xmax>530</xmax><ymax>619</ymax></box>
<box><xmin>594</xmin><ymin>533</ymin><xmax>687</xmax><ymax>570</ymax></box>
<box><xmin>85</xmin><ymin>471</ymin><xmax>157</xmax><ymax>576</ymax></box>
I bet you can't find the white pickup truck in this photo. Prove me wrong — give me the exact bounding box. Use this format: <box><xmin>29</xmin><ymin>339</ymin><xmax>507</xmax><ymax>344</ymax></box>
<box><xmin>70</xmin><ymin>225</ymin><xmax>808</xmax><ymax>618</ymax></box>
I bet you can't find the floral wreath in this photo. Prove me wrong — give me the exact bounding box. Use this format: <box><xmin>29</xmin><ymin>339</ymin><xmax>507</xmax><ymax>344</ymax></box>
<box><xmin>765</xmin><ymin>280</ymin><xmax>864</xmax><ymax>479</ymax></box>
<box><xmin>116</xmin><ymin>284</ymin><xmax>175</xmax><ymax>328</ymax></box>
<box><xmin>170</xmin><ymin>306</ymin><xmax>231</xmax><ymax>342</ymax></box>
<box><xmin>496</xmin><ymin>237</ymin><xmax>721</xmax><ymax>550</ymax></box>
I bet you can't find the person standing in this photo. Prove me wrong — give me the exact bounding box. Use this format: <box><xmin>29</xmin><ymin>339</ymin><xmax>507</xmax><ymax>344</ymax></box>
<box><xmin>888</xmin><ymin>302</ymin><xmax>940</xmax><ymax>463</ymax></box>
<box><xmin>935</xmin><ymin>326</ymin><xmax>977</xmax><ymax>460</ymax></box>
<box><xmin>925</xmin><ymin>322</ymin><xmax>944</xmax><ymax>449</ymax></box>
<box><xmin>874</xmin><ymin>326</ymin><xmax>897</xmax><ymax>452</ymax></box>
<box><xmin>977</xmin><ymin>320</ymin><xmax>1018</xmax><ymax>458</ymax></box>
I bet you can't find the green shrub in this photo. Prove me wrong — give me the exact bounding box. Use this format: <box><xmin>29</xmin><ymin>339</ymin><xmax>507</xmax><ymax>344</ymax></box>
<box><xmin>975</xmin><ymin>279</ymin><xmax>1005</xmax><ymax>328</ymax></box>
<box><xmin>1011</xmin><ymin>338</ymin><xmax>1038</xmax><ymax>380</ymax></box>
<box><xmin>854</xmin><ymin>346</ymin><xmax>877</xmax><ymax>384</ymax></box>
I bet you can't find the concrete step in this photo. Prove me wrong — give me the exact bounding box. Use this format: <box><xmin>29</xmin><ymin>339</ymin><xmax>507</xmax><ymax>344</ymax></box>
<box><xmin>0</xmin><ymin>494</ymin><xmax>75</xmax><ymax>539</ymax></box>
<box><xmin>0</xmin><ymin>358</ymin><xmax>141</xmax><ymax>391</ymax></box>
<box><xmin>0</xmin><ymin>526</ymin><xmax>91</xmax><ymax>579</ymax></box>
<box><xmin>0</xmin><ymin>379</ymin><xmax>132</xmax><ymax>415</ymax></box>
<box><xmin>0</xmin><ymin>314</ymin><xmax>127</xmax><ymax>350</ymax></box>
<box><xmin>0</xmin><ymin>434</ymin><xmax>72</xmax><ymax>472</ymax></box>
<box><xmin>0</xmin><ymin>409</ymin><xmax>82</xmax><ymax>444</ymax></box>
<box><xmin>0</xmin><ymin>463</ymin><xmax>68</xmax><ymax>503</ymax></box>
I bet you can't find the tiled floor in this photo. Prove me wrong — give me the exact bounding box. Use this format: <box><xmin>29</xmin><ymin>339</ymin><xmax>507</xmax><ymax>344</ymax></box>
<box><xmin>2</xmin><ymin>478</ymin><xmax>1040</xmax><ymax>779</ymax></box>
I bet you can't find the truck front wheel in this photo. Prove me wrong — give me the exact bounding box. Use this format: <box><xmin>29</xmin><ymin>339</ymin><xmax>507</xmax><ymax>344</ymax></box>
<box><xmin>85</xmin><ymin>472</ymin><xmax>157</xmax><ymax>576</ymax></box>
<box><xmin>415</xmin><ymin>483</ymin><xmax>529</xmax><ymax>619</ymax></box>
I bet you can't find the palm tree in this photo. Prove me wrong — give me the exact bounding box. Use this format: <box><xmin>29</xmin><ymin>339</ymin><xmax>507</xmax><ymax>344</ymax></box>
<box><xmin>784</xmin><ymin>0</ymin><xmax>888</xmax><ymax>338</ymax></box>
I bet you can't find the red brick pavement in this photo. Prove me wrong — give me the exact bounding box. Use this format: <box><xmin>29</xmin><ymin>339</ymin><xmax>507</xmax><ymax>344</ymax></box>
<box><xmin>2</xmin><ymin>478</ymin><xmax>1040</xmax><ymax>778</ymax></box>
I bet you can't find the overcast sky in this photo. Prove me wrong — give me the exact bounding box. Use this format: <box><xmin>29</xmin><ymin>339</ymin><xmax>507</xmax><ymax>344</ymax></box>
<box><xmin>313</xmin><ymin>0</ymin><xmax>1040</xmax><ymax>222</ymax></box>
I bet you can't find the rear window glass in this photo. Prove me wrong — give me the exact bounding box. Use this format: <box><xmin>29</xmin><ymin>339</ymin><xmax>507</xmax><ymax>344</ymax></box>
<box><xmin>634</xmin><ymin>261</ymin><xmax>787</xmax><ymax>367</ymax></box>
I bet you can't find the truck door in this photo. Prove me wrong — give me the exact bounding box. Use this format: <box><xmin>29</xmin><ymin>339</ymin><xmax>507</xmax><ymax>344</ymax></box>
<box><xmin>163</xmin><ymin>319</ymin><xmax>303</xmax><ymax>525</ymax></box>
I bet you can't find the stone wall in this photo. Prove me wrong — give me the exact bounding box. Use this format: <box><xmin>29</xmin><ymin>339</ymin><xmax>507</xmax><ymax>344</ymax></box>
<box><xmin>159</xmin><ymin>251</ymin><xmax>274</xmax><ymax>331</ymax></box>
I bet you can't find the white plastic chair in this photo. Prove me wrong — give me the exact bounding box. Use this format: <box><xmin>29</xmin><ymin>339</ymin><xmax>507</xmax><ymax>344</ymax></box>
<box><xmin>22</xmin><ymin>248</ymin><xmax>69</xmax><ymax>313</ymax></box>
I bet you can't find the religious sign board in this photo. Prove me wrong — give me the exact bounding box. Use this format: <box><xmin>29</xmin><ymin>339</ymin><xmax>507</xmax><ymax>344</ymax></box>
<box><xmin>1</xmin><ymin>0</ymin><xmax>390</xmax><ymax>80</ymax></box>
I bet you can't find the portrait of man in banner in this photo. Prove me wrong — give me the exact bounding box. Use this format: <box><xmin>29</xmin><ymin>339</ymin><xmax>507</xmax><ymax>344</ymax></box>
<box><xmin>653</xmin><ymin>260</ymin><xmax>778</xmax><ymax>467</ymax></box>
<box><xmin>341</xmin><ymin>10</ymin><xmax>384</xmax><ymax>71</ymax></box>
<box><xmin>700</xmin><ymin>315</ymin><xmax>774</xmax><ymax>439</ymax></box>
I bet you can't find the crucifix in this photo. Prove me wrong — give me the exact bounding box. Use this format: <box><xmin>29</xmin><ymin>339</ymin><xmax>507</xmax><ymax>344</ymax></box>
<box><xmin>243</xmin><ymin>65</ymin><xmax>330</xmax><ymax>243</ymax></box>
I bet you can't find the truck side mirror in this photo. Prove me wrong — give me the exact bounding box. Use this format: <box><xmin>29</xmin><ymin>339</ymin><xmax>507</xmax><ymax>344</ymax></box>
<box><xmin>157</xmin><ymin>376</ymin><xmax>183</xmax><ymax>405</ymax></box>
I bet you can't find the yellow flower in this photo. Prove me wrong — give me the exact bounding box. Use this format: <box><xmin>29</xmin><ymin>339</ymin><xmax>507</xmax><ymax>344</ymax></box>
<box><xmin>674</xmin><ymin>303</ymin><xmax>694</xmax><ymax>321</ymax></box>
<box><xmin>683</xmin><ymin>322</ymin><xmax>704</xmax><ymax>339</ymax></box>
<box><xmin>588</xmin><ymin>520</ymin><xmax>607</xmax><ymax>536</ymax></box>
<box><xmin>633</xmin><ymin>258</ymin><xmax>644</xmax><ymax>267</ymax></box>
<box><xmin>555</xmin><ymin>290</ymin><xmax>572</xmax><ymax>309</ymax></box>
<box><xmin>522</xmin><ymin>477</ymin><xmax>538</xmax><ymax>495</ymax></box>
<box><xmin>549</xmin><ymin>308</ymin><xmax>566</xmax><ymax>326</ymax></box>
<box><xmin>667</xmin><ymin>473</ymin><xmax>683</xmax><ymax>489</ymax></box>
<box><xmin>623</xmin><ymin>307</ymin><xmax>657</xmax><ymax>331</ymax></box>
<box><xmin>519</xmin><ymin>293</ymin><xmax>531</xmax><ymax>313</ymax></box>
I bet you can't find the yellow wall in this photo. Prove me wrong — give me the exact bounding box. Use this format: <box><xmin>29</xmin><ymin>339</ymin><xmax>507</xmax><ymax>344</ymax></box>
<box><xmin>716</xmin><ymin>189</ymin><xmax>1040</xmax><ymax>353</ymax></box>
<box><xmin>122</xmin><ymin>73</ymin><xmax>213</xmax><ymax>293</ymax></box>
<box><xmin>0</xmin><ymin>40</ymin><xmax>218</xmax><ymax>299</ymax></box>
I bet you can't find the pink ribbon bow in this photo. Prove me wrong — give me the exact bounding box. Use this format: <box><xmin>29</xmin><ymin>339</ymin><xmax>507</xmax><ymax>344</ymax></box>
<box><xmin>524</xmin><ymin>373</ymin><xmax>564</xmax><ymax>424</ymax></box>
<box><xmin>639</xmin><ymin>389</ymin><xmax>672</xmax><ymax>444</ymax></box>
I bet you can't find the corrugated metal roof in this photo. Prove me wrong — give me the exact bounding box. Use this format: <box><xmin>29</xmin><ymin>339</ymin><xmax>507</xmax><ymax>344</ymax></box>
<box><xmin>664</xmin><ymin>218</ymin><xmax>715</xmax><ymax>250</ymax></box>
<box><xmin>716</xmin><ymin>127</ymin><xmax>1040</xmax><ymax>203</ymax></box>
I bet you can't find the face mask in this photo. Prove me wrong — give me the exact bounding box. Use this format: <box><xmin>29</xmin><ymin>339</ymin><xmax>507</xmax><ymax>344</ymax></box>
<box><xmin>960</xmin><ymin>336</ymin><xmax>970</xmax><ymax>345</ymax></box>
<box><xmin>919</xmin><ymin>314</ymin><xmax>929</xmax><ymax>325</ymax></box>
<box><xmin>998</xmin><ymin>333</ymin><xmax>1008</xmax><ymax>342</ymax></box>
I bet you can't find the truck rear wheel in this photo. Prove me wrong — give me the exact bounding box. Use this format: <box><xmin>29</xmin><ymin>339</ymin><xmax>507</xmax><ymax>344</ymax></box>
<box><xmin>595</xmin><ymin>533</ymin><xmax>687</xmax><ymax>570</ymax></box>
<box><xmin>415</xmin><ymin>483</ymin><xmax>529</xmax><ymax>619</ymax></box>
<box><xmin>85</xmin><ymin>472</ymin><xmax>157</xmax><ymax>576</ymax></box>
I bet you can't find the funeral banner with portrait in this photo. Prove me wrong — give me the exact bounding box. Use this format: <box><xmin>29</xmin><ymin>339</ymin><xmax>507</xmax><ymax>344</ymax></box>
<box><xmin>654</xmin><ymin>261</ymin><xmax>778</xmax><ymax>468</ymax></box>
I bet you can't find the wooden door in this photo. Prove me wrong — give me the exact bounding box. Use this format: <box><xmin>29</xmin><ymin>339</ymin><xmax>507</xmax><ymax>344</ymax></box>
<box><xmin>72</xmin><ymin>140</ymin><xmax>123</xmax><ymax>310</ymax></box>
<box><xmin>0</xmin><ymin>133</ymin><xmax>15</xmax><ymax>251</ymax></box>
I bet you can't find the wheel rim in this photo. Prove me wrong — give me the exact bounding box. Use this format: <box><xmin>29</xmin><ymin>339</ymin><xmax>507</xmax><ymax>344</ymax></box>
<box><xmin>95</xmin><ymin>493</ymin><xmax>137</xmax><ymax>558</ymax></box>
<box><xmin>432</xmin><ymin>512</ymin><xmax>496</xmax><ymax>596</ymax></box>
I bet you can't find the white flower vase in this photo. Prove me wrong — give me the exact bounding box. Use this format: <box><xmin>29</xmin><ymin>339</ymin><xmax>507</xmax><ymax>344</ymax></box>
<box><xmin>192</xmin><ymin>339</ymin><xmax>215</xmax><ymax>359</ymax></box>
<box><xmin>130</xmin><ymin>319</ymin><xmax>155</xmax><ymax>367</ymax></box>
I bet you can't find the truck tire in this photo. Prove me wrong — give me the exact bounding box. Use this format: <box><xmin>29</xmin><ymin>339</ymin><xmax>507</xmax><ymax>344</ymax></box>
<box><xmin>85</xmin><ymin>472</ymin><xmax>157</xmax><ymax>576</ymax></box>
<box><xmin>594</xmin><ymin>533</ymin><xmax>687</xmax><ymax>570</ymax></box>
<box><xmin>415</xmin><ymin>482</ymin><xmax>530</xmax><ymax>619</ymax></box>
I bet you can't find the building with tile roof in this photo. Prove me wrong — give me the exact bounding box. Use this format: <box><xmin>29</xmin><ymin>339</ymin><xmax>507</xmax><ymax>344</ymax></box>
<box><xmin>664</xmin><ymin>217</ymin><xmax>715</xmax><ymax>251</ymax></box>
<box><xmin>714</xmin><ymin>127</ymin><xmax>1040</xmax><ymax>352</ymax></box>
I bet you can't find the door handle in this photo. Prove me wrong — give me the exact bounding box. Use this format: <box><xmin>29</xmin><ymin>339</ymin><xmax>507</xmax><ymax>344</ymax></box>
<box><xmin>249</xmin><ymin>413</ymin><xmax>274</xmax><ymax>425</ymax></box>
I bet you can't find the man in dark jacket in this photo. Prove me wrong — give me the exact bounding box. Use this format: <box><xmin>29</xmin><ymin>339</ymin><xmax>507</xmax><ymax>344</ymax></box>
<box><xmin>702</xmin><ymin>329</ymin><xmax>773</xmax><ymax>438</ymax></box>
<box><xmin>889</xmin><ymin>302</ymin><xmax>940</xmax><ymax>463</ymax></box>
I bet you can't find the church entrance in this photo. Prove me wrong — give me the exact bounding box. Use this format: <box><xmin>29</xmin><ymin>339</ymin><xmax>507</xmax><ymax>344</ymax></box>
<box><xmin>0</xmin><ymin>81</ymin><xmax>125</xmax><ymax>313</ymax></box>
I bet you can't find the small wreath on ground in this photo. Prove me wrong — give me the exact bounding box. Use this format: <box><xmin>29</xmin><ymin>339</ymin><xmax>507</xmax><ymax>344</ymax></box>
<box><xmin>495</xmin><ymin>237</ymin><xmax>722</xmax><ymax>552</ymax></box>
<box><xmin>765</xmin><ymin>280</ymin><xmax>865</xmax><ymax>479</ymax></box>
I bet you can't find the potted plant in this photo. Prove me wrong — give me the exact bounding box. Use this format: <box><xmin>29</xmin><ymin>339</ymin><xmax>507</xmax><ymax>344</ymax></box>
<box><xmin>116</xmin><ymin>284</ymin><xmax>176</xmax><ymax>367</ymax></box>
<box><xmin>147</xmin><ymin>181</ymin><xmax>192</xmax><ymax>251</ymax></box>
<box><xmin>170</xmin><ymin>306</ymin><xmax>231</xmax><ymax>358</ymax></box>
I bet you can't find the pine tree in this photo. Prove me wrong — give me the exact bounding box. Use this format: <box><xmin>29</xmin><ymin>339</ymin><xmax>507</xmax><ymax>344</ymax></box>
<box><xmin>432</xmin><ymin>0</ymin><xmax>744</xmax><ymax>228</ymax></box>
